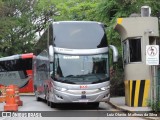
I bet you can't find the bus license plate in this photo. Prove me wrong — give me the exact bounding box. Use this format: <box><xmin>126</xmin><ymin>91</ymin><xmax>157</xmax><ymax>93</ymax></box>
<box><xmin>79</xmin><ymin>99</ymin><xmax>88</xmax><ymax>102</ymax></box>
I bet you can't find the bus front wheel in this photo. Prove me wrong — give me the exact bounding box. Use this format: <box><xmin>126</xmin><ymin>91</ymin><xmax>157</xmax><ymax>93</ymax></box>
<box><xmin>50</xmin><ymin>102</ymin><xmax>57</xmax><ymax>108</ymax></box>
<box><xmin>90</xmin><ymin>102</ymin><xmax>99</xmax><ymax>108</ymax></box>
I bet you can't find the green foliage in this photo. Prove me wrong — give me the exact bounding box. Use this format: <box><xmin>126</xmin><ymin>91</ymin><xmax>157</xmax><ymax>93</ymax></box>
<box><xmin>54</xmin><ymin>0</ymin><xmax>99</xmax><ymax>21</ymax></box>
<box><xmin>0</xmin><ymin>0</ymin><xmax>58</xmax><ymax>57</ymax></box>
<box><xmin>96</xmin><ymin>0</ymin><xmax>160</xmax><ymax>53</ymax></box>
<box><xmin>148</xmin><ymin>99</ymin><xmax>160</xmax><ymax>112</ymax></box>
<box><xmin>95</xmin><ymin>0</ymin><xmax>160</xmax><ymax>96</ymax></box>
<box><xmin>52</xmin><ymin>0</ymin><xmax>160</xmax><ymax>58</ymax></box>
<box><xmin>1</xmin><ymin>0</ymin><xmax>159</xmax><ymax>57</ymax></box>
<box><xmin>110</xmin><ymin>57</ymin><xmax>124</xmax><ymax>96</ymax></box>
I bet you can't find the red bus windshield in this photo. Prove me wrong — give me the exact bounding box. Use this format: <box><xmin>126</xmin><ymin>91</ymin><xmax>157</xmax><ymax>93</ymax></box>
<box><xmin>0</xmin><ymin>53</ymin><xmax>34</xmax><ymax>93</ymax></box>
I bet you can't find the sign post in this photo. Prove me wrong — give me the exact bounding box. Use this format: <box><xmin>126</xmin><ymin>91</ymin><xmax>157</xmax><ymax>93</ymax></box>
<box><xmin>146</xmin><ymin>45</ymin><xmax>159</xmax><ymax>109</ymax></box>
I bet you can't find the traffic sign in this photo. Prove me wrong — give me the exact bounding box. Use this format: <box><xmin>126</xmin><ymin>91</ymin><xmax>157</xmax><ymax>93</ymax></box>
<box><xmin>146</xmin><ymin>45</ymin><xmax>159</xmax><ymax>65</ymax></box>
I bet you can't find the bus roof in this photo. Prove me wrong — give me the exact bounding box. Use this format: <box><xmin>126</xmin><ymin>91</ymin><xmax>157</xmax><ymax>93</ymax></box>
<box><xmin>53</xmin><ymin>21</ymin><xmax>103</xmax><ymax>25</ymax></box>
<box><xmin>50</xmin><ymin>21</ymin><xmax>107</xmax><ymax>49</ymax></box>
<box><xmin>0</xmin><ymin>53</ymin><xmax>34</xmax><ymax>61</ymax></box>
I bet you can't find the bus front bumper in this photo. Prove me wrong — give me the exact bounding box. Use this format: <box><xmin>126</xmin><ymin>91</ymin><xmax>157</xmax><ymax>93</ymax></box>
<box><xmin>51</xmin><ymin>89</ymin><xmax>110</xmax><ymax>103</ymax></box>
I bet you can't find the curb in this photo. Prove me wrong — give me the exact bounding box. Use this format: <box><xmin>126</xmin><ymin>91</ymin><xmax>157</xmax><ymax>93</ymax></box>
<box><xmin>107</xmin><ymin>101</ymin><xmax>158</xmax><ymax>120</ymax></box>
<box><xmin>107</xmin><ymin>101</ymin><xmax>129</xmax><ymax>112</ymax></box>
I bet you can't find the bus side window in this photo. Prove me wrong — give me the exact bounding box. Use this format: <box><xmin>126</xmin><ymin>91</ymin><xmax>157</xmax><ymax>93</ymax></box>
<box><xmin>50</xmin><ymin>62</ymin><xmax>54</xmax><ymax>79</ymax></box>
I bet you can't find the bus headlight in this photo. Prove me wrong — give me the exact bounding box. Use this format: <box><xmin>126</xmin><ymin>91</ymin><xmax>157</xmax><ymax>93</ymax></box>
<box><xmin>55</xmin><ymin>86</ymin><xmax>67</xmax><ymax>91</ymax></box>
<box><xmin>99</xmin><ymin>86</ymin><xmax>110</xmax><ymax>91</ymax></box>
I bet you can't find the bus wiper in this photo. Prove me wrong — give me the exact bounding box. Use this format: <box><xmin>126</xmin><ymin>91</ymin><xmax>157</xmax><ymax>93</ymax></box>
<box><xmin>92</xmin><ymin>79</ymin><xmax>105</xmax><ymax>84</ymax></box>
<box><xmin>66</xmin><ymin>75</ymin><xmax>82</xmax><ymax>78</ymax></box>
<box><xmin>61</xmin><ymin>80</ymin><xmax>76</xmax><ymax>84</ymax></box>
<box><xmin>66</xmin><ymin>75</ymin><xmax>74</xmax><ymax>77</ymax></box>
<box><xmin>92</xmin><ymin>77</ymin><xmax>109</xmax><ymax>84</ymax></box>
<box><xmin>54</xmin><ymin>78</ymin><xmax>76</xmax><ymax>84</ymax></box>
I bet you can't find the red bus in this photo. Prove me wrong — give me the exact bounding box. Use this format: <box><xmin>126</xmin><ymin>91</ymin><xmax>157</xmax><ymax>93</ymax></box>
<box><xmin>0</xmin><ymin>53</ymin><xmax>34</xmax><ymax>93</ymax></box>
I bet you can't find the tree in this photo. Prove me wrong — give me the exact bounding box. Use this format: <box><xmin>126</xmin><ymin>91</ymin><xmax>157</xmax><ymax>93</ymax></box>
<box><xmin>0</xmin><ymin>0</ymin><xmax>59</xmax><ymax>57</ymax></box>
<box><xmin>96</xmin><ymin>0</ymin><xmax>160</xmax><ymax>96</ymax></box>
<box><xmin>53</xmin><ymin>0</ymin><xmax>99</xmax><ymax>21</ymax></box>
<box><xmin>96</xmin><ymin>0</ymin><xmax>160</xmax><ymax>47</ymax></box>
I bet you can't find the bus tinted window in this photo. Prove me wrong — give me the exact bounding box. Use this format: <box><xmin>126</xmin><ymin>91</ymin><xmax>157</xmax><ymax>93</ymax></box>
<box><xmin>0</xmin><ymin>58</ymin><xmax>32</xmax><ymax>72</ymax></box>
<box><xmin>53</xmin><ymin>22</ymin><xmax>108</xmax><ymax>49</ymax></box>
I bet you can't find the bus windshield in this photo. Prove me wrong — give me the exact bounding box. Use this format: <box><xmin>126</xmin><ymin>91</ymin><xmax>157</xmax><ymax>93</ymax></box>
<box><xmin>0</xmin><ymin>58</ymin><xmax>32</xmax><ymax>87</ymax></box>
<box><xmin>53</xmin><ymin>53</ymin><xmax>109</xmax><ymax>84</ymax></box>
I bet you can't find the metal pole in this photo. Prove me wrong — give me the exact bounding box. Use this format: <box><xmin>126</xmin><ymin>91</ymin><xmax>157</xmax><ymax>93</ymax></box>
<box><xmin>150</xmin><ymin>65</ymin><xmax>153</xmax><ymax>108</ymax></box>
<box><xmin>150</xmin><ymin>65</ymin><xmax>157</xmax><ymax>108</ymax></box>
<box><xmin>153</xmin><ymin>66</ymin><xmax>157</xmax><ymax>103</ymax></box>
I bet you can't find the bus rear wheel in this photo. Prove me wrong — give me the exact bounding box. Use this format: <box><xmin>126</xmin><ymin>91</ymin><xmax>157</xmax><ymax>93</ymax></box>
<box><xmin>45</xmin><ymin>87</ymin><xmax>50</xmax><ymax>106</ymax></box>
<box><xmin>35</xmin><ymin>91</ymin><xmax>41</xmax><ymax>101</ymax></box>
<box><xmin>36</xmin><ymin>96</ymin><xmax>41</xmax><ymax>101</ymax></box>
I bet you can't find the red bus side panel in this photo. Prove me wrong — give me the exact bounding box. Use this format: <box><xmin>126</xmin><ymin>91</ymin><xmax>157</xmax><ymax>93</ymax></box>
<box><xmin>19</xmin><ymin>70</ymin><xmax>34</xmax><ymax>93</ymax></box>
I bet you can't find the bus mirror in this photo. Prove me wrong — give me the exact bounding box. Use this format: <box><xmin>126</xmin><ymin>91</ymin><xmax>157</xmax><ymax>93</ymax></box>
<box><xmin>109</xmin><ymin>45</ymin><xmax>118</xmax><ymax>62</ymax></box>
<box><xmin>49</xmin><ymin>45</ymin><xmax>54</xmax><ymax>62</ymax></box>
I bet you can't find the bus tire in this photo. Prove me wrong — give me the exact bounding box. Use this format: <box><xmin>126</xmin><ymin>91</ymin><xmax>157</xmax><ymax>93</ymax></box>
<box><xmin>36</xmin><ymin>96</ymin><xmax>41</xmax><ymax>101</ymax></box>
<box><xmin>91</xmin><ymin>102</ymin><xmax>99</xmax><ymax>108</ymax></box>
<box><xmin>35</xmin><ymin>91</ymin><xmax>41</xmax><ymax>101</ymax></box>
<box><xmin>46</xmin><ymin>87</ymin><xmax>50</xmax><ymax>106</ymax></box>
<box><xmin>47</xmin><ymin>100</ymin><xmax>50</xmax><ymax>106</ymax></box>
<box><xmin>50</xmin><ymin>102</ymin><xmax>57</xmax><ymax>108</ymax></box>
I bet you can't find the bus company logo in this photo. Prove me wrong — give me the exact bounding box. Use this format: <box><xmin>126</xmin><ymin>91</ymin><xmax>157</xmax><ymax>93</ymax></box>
<box><xmin>81</xmin><ymin>91</ymin><xmax>86</xmax><ymax>95</ymax></box>
<box><xmin>58</xmin><ymin>48</ymin><xmax>64</xmax><ymax>51</ymax></box>
<box><xmin>58</xmin><ymin>48</ymin><xmax>72</xmax><ymax>52</ymax></box>
<box><xmin>80</xmin><ymin>85</ymin><xmax>87</xmax><ymax>89</ymax></box>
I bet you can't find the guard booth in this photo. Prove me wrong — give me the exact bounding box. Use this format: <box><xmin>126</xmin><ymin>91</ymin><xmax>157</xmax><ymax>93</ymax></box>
<box><xmin>115</xmin><ymin>6</ymin><xmax>160</xmax><ymax>107</ymax></box>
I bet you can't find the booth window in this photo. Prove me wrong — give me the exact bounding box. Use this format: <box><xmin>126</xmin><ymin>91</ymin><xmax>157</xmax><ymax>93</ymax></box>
<box><xmin>129</xmin><ymin>38</ymin><xmax>141</xmax><ymax>62</ymax></box>
<box><xmin>123</xmin><ymin>38</ymin><xmax>141</xmax><ymax>64</ymax></box>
